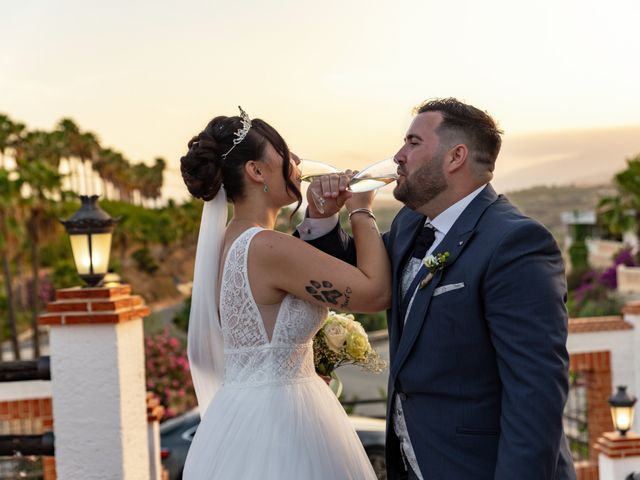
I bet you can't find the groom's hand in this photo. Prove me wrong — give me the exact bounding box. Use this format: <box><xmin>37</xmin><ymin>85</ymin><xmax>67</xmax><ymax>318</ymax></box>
<box><xmin>307</xmin><ymin>171</ymin><xmax>354</xmax><ymax>218</ymax></box>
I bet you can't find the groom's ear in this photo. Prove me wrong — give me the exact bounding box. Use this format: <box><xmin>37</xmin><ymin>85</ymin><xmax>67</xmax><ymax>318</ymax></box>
<box><xmin>445</xmin><ymin>144</ymin><xmax>468</xmax><ymax>173</ymax></box>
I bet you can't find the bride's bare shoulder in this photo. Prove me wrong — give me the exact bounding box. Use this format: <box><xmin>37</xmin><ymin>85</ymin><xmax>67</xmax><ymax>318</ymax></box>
<box><xmin>250</xmin><ymin>229</ymin><xmax>311</xmax><ymax>257</ymax></box>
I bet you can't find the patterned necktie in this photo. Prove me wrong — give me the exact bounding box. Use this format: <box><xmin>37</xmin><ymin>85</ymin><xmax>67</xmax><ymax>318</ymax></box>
<box><xmin>411</xmin><ymin>224</ymin><xmax>436</xmax><ymax>259</ymax></box>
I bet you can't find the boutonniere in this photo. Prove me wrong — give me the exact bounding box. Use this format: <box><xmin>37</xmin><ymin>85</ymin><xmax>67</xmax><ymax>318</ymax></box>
<box><xmin>419</xmin><ymin>252</ymin><xmax>450</xmax><ymax>289</ymax></box>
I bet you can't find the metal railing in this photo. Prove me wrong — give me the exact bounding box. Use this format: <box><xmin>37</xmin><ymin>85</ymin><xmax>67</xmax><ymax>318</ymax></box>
<box><xmin>0</xmin><ymin>357</ymin><xmax>50</xmax><ymax>382</ymax></box>
<box><xmin>0</xmin><ymin>356</ymin><xmax>55</xmax><ymax>471</ymax></box>
<box><xmin>563</xmin><ymin>371</ymin><xmax>589</xmax><ymax>461</ymax></box>
<box><xmin>0</xmin><ymin>433</ymin><xmax>55</xmax><ymax>457</ymax></box>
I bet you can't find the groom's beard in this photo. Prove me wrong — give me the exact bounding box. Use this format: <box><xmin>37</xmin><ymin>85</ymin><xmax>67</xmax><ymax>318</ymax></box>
<box><xmin>393</xmin><ymin>153</ymin><xmax>447</xmax><ymax>211</ymax></box>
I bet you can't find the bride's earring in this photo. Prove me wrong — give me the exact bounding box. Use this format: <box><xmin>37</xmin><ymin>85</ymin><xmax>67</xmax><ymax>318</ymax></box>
<box><xmin>263</xmin><ymin>184</ymin><xmax>269</xmax><ymax>193</ymax></box>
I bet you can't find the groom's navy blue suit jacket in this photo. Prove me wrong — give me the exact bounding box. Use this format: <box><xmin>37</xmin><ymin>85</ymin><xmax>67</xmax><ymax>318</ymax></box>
<box><xmin>306</xmin><ymin>185</ymin><xmax>576</xmax><ymax>480</ymax></box>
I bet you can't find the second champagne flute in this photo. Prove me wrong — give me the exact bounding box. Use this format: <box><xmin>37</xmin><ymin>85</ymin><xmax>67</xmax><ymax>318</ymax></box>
<box><xmin>348</xmin><ymin>157</ymin><xmax>398</xmax><ymax>193</ymax></box>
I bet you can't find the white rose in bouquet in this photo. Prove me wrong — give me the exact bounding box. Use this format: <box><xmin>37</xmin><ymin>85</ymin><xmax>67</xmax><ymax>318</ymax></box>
<box><xmin>313</xmin><ymin>311</ymin><xmax>387</xmax><ymax>378</ymax></box>
<box><xmin>324</xmin><ymin>319</ymin><xmax>349</xmax><ymax>353</ymax></box>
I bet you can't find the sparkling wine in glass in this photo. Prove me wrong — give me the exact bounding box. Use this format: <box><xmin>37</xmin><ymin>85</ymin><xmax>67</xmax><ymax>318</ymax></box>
<box><xmin>299</xmin><ymin>159</ymin><xmax>340</xmax><ymax>213</ymax></box>
<box><xmin>299</xmin><ymin>159</ymin><xmax>340</xmax><ymax>181</ymax></box>
<box><xmin>348</xmin><ymin>157</ymin><xmax>398</xmax><ymax>193</ymax></box>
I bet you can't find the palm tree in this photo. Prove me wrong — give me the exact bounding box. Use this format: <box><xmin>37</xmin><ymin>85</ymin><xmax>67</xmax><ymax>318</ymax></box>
<box><xmin>149</xmin><ymin>157</ymin><xmax>166</xmax><ymax>207</ymax></box>
<box><xmin>0</xmin><ymin>169</ymin><xmax>23</xmax><ymax>359</ymax></box>
<box><xmin>14</xmin><ymin>130</ymin><xmax>63</xmax><ymax>358</ymax></box>
<box><xmin>100</xmin><ymin>151</ymin><xmax>132</xmax><ymax>202</ymax></box>
<box><xmin>0</xmin><ymin>114</ymin><xmax>25</xmax><ymax>170</ymax></box>
<box><xmin>94</xmin><ymin>147</ymin><xmax>115</xmax><ymax>199</ymax></box>
<box><xmin>56</xmin><ymin>119</ymin><xmax>99</xmax><ymax>194</ymax></box>
<box><xmin>78</xmin><ymin>131</ymin><xmax>100</xmax><ymax>195</ymax></box>
<box><xmin>598</xmin><ymin>155</ymin><xmax>640</xmax><ymax>242</ymax></box>
<box><xmin>131</xmin><ymin>162</ymin><xmax>148</xmax><ymax>206</ymax></box>
<box><xmin>597</xmin><ymin>195</ymin><xmax>634</xmax><ymax>241</ymax></box>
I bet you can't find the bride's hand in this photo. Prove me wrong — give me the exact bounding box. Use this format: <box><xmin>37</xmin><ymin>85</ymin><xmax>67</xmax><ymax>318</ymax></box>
<box><xmin>307</xmin><ymin>171</ymin><xmax>354</xmax><ymax>218</ymax></box>
<box><xmin>345</xmin><ymin>189</ymin><xmax>376</xmax><ymax>213</ymax></box>
<box><xmin>318</xmin><ymin>374</ymin><xmax>331</xmax><ymax>386</ymax></box>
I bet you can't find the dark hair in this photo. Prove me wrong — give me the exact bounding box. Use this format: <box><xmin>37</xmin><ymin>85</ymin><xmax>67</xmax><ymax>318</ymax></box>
<box><xmin>180</xmin><ymin>114</ymin><xmax>301</xmax><ymax>212</ymax></box>
<box><xmin>415</xmin><ymin>98</ymin><xmax>503</xmax><ymax>172</ymax></box>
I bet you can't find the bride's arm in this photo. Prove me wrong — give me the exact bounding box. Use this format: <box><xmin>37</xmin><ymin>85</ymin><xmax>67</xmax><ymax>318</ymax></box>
<box><xmin>253</xmin><ymin>211</ymin><xmax>391</xmax><ymax>313</ymax></box>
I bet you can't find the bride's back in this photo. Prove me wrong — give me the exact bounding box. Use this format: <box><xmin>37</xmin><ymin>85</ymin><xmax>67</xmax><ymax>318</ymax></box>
<box><xmin>219</xmin><ymin>227</ymin><xmax>327</xmax><ymax>387</ymax></box>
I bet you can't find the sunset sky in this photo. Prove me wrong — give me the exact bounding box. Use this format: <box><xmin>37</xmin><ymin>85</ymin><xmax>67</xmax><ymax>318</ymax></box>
<box><xmin>2</xmin><ymin>0</ymin><xmax>639</xmax><ymax>200</ymax></box>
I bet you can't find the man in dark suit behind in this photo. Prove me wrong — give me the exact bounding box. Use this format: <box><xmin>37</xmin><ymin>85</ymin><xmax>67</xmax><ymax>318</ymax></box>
<box><xmin>298</xmin><ymin>98</ymin><xmax>576</xmax><ymax>479</ymax></box>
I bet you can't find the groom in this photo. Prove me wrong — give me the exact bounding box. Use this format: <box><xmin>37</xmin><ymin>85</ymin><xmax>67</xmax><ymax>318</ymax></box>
<box><xmin>297</xmin><ymin>98</ymin><xmax>576</xmax><ymax>479</ymax></box>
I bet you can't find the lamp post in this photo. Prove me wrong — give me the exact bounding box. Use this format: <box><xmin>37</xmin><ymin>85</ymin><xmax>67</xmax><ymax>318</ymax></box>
<box><xmin>41</xmin><ymin>195</ymin><xmax>152</xmax><ymax>478</ymax></box>
<box><xmin>609</xmin><ymin>385</ymin><xmax>637</xmax><ymax>436</ymax></box>
<box><xmin>60</xmin><ymin>195</ymin><xmax>117</xmax><ymax>287</ymax></box>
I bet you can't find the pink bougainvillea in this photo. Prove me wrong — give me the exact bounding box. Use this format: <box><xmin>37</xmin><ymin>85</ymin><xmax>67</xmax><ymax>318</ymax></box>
<box><xmin>144</xmin><ymin>327</ymin><xmax>196</xmax><ymax>420</ymax></box>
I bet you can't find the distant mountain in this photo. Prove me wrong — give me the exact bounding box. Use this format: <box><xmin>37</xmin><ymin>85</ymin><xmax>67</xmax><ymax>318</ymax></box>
<box><xmin>492</xmin><ymin>126</ymin><xmax>640</xmax><ymax>192</ymax></box>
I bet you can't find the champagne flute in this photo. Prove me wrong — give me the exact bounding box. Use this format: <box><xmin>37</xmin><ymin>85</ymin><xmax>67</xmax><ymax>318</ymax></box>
<box><xmin>299</xmin><ymin>159</ymin><xmax>341</xmax><ymax>181</ymax></box>
<box><xmin>299</xmin><ymin>159</ymin><xmax>340</xmax><ymax>214</ymax></box>
<box><xmin>348</xmin><ymin>157</ymin><xmax>398</xmax><ymax>193</ymax></box>
<box><xmin>299</xmin><ymin>157</ymin><xmax>398</xmax><ymax>212</ymax></box>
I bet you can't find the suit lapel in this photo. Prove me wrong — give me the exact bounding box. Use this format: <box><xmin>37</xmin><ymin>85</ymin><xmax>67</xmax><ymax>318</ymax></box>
<box><xmin>390</xmin><ymin>184</ymin><xmax>500</xmax><ymax>380</ymax></box>
<box><xmin>390</xmin><ymin>229</ymin><xmax>475</xmax><ymax>379</ymax></box>
<box><xmin>389</xmin><ymin>214</ymin><xmax>425</xmax><ymax>358</ymax></box>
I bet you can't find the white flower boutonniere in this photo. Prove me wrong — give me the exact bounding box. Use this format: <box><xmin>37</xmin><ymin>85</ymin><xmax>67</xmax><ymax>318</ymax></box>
<box><xmin>419</xmin><ymin>252</ymin><xmax>450</xmax><ymax>289</ymax></box>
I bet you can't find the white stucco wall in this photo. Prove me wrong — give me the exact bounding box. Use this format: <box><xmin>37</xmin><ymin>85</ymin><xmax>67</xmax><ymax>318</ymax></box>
<box><xmin>50</xmin><ymin>320</ymin><xmax>150</xmax><ymax>480</ymax></box>
<box><xmin>598</xmin><ymin>454</ymin><xmax>640</xmax><ymax>480</ymax></box>
<box><xmin>0</xmin><ymin>380</ymin><xmax>51</xmax><ymax>402</ymax></box>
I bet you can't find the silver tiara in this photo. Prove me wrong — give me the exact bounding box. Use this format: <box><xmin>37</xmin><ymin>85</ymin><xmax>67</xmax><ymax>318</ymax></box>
<box><xmin>221</xmin><ymin>106</ymin><xmax>252</xmax><ymax>159</ymax></box>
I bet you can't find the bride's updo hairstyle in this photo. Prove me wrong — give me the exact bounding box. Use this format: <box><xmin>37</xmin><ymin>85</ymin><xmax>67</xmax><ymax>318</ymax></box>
<box><xmin>180</xmin><ymin>114</ymin><xmax>301</xmax><ymax>212</ymax></box>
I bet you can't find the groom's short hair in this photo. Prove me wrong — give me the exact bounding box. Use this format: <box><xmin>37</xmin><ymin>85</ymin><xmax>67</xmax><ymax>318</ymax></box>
<box><xmin>415</xmin><ymin>98</ymin><xmax>503</xmax><ymax>174</ymax></box>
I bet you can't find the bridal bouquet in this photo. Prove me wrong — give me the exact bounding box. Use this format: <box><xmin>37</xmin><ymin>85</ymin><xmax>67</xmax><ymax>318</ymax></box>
<box><xmin>313</xmin><ymin>311</ymin><xmax>387</xmax><ymax>377</ymax></box>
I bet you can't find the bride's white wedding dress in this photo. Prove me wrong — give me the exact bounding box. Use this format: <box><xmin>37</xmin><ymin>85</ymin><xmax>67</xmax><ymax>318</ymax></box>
<box><xmin>183</xmin><ymin>227</ymin><xmax>378</xmax><ymax>479</ymax></box>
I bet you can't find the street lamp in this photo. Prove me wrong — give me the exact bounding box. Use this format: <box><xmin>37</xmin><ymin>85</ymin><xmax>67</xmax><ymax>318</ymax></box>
<box><xmin>609</xmin><ymin>385</ymin><xmax>637</xmax><ymax>436</ymax></box>
<box><xmin>61</xmin><ymin>195</ymin><xmax>118</xmax><ymax>287</ymax></box>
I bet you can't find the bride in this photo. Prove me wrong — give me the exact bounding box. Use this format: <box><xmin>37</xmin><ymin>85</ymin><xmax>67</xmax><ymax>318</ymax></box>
<box><xmin>180</xmin><ymin>107</ymin><xmax>390</xmax><ymax>479</ymax></box>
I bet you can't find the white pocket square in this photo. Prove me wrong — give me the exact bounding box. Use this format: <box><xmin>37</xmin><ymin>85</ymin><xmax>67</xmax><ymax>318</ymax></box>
<box><xmin>433</xmin><ymin>282</ymin><xmax>465</xmax><ymax>297</ymax></box>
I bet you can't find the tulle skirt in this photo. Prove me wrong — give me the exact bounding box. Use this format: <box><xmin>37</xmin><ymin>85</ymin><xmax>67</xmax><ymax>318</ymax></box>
<box><xmin>183</xmin><ymin>376</ymin><xmax>378</xmax><ymax>479</ymax></box>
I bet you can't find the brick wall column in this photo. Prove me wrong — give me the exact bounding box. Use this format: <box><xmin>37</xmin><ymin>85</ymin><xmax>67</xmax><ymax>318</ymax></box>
<box><xmin>570</xmin><ymin>351</ymin><xmax>614</xmax><ymax>463</ymax></box>
<box><xmin>39</xmin><ymin>285</ymin><xmax>151</xmax><ymax>480</ymax></box>
<box><xmin>595</xmin><ymin>432</ymin><xmax>640</xmax><ymax>480</ymax></box>
<box><xmin>622</xmin><ymin>301</ymin><xmax>640</xmax><ymax>433</ymax></box>
<box><xmin>0</xmin><ymin>396</ymin><xmax>56</xmax><ymax>479</ymax></box>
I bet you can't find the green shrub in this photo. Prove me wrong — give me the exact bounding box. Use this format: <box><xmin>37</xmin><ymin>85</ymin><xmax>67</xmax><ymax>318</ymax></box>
<box><xmin>354</xmin><ymin>311</ymin><xmax>387</xmax><ymax>332</ymax></box>
<box><xmin>132</xmin><ymin>247</ymin><xmax>159</xmax><ymax>274</ymax></box>
<box><xmin>172</xmin><ymin>296</ymin><xmax>191</xmax><ymax>332</ymax></box>
<box><xmin>50</xmin><ymin>259</ymin><xmax>81</xmax><ymax>289</ymax></box>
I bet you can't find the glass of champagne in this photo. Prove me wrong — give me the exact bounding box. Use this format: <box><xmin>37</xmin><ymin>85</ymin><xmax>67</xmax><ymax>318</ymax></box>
<box><xmin>348</xmin><ymin>157</ymin><xmax>398</xmax><ymax>193</ymax></box>
<box><xmin>299</xmin><ymin>157</ymin><xmax>398</xmax><ymax>212</ymax></box>
<box><xmin>299</xmin><ymin>159</ymin><xmax>340</xmax><ymax>181</ymax></box>
<box><xmin>299</xmin><ymin>159</ymin><xmax>340</xmax><ymax>213</ymax></box>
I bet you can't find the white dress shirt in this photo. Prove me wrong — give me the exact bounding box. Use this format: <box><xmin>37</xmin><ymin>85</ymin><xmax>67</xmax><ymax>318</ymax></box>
<box><xmin>297</xmin><ymin>185</ymin><xmax>487</xmax><ymax>478</ymax></box>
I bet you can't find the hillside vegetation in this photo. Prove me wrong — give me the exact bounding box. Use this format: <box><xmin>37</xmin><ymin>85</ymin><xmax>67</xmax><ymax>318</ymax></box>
<box><xmin>504</xmin><ymin>184</ymin><xmax>615</xmax><ymax>243</ymax></box>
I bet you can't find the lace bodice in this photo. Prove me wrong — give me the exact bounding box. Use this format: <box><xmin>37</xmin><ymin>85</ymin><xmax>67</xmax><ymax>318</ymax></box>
<box><xmin>220</xmin><ymin>228</ymin><xmax>327</xmax><ymax>387</ymax></box>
